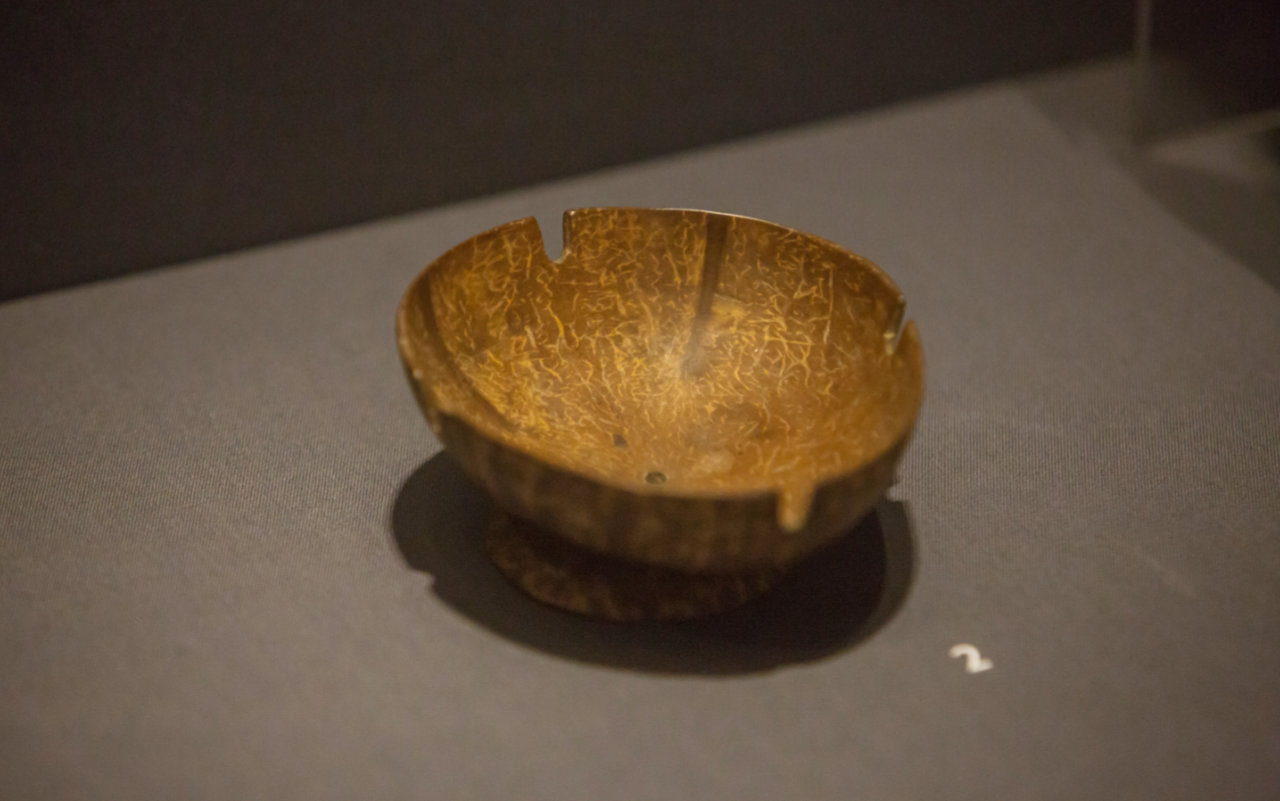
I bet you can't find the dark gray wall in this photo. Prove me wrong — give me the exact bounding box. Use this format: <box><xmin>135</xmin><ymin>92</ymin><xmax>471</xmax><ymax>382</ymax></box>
<box><xmin>1</xmin><ymin>1</ymin><xmax>1131</xmax><ymax>301</ymax></box>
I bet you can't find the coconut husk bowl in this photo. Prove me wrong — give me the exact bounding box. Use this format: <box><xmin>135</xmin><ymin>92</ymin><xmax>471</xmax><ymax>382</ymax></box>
<box><xmin>397</xmin><ymin>208</ymin><xmax>923</xmax><ymax>620</ymax></box>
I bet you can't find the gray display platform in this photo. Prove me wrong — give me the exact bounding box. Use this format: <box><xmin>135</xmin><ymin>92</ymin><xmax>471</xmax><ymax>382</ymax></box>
<box><xmin>3</xmin><ymin>70</ymin><xmax>1278</xmax><ymax>799</ymax></box>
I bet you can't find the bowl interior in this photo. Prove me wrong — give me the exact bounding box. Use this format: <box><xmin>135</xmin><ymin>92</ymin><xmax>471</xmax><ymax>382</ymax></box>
<box><xmin>399</xmin><ymin>208</ymin><xmax>922</xmax><ymax>513</ymax></box>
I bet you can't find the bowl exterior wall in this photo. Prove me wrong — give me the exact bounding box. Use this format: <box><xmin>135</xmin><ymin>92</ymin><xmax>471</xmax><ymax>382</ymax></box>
<box><xmin>431</xmin><ymin>411</ymin><xmax>905</xmax><ymax>573</ymax></box>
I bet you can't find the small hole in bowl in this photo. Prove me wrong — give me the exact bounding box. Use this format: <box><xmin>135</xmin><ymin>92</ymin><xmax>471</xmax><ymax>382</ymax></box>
<box><xmin>613</xmin><ymin>433</ymin><xmax>628</xmax><ymax>447</ymax></box>
<box><xmin>645</xmin><ymin>471</ymin><xmax>667</xmax><ymax>485</ymax></box>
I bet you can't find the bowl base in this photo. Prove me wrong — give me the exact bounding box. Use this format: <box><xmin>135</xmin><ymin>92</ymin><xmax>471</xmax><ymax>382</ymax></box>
<box><xmin>485</xmin><ymin>515</ymin><xmax>785</xmax><ymax>622</ymax></box>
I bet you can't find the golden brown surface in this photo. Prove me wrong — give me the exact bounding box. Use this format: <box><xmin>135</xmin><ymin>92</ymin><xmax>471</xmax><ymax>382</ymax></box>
<box><xmin>398</xmin><ymin>208</ymin><xmax>922</xmax><ymax>573</ymax></box>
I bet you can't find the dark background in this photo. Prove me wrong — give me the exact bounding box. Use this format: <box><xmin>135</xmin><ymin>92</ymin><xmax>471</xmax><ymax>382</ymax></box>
<box><xmin>2</xmin><ymin>1</ymin><xmax>1135</xmax><ymax>301</ymax></box>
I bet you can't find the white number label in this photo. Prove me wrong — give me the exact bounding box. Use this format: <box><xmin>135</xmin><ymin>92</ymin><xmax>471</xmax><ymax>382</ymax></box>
<box><xmin>949</xmin><ymin>643</ymin><xmax>994</xmax><ymax>674</ymax></box>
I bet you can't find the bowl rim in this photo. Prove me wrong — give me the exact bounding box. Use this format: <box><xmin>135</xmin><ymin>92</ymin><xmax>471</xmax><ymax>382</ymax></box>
<box><xmin>396</xmin><ymin>207</ymin><xmax>924</xmax><ymax>520</ymax></box>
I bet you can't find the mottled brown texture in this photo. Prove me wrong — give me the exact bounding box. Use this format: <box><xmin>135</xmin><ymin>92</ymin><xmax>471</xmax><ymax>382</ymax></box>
<box><xmin>397</xmin><ymin>208</ymin><xmax>923</xmax><ymax>578</ymax></box>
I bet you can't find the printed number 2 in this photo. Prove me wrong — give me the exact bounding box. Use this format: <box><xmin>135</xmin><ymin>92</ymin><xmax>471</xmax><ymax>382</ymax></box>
<box><xmin>949</xmin><ymin>643</ymin><xmax>994</xmax><ymax>674</ymax></box>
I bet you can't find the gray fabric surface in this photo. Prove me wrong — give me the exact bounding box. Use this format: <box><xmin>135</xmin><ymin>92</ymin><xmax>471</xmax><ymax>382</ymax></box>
<box><xmin>3</xmin><ymin>79</ymin><xmax>1279</xmax><ymax>800</ymax></box>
